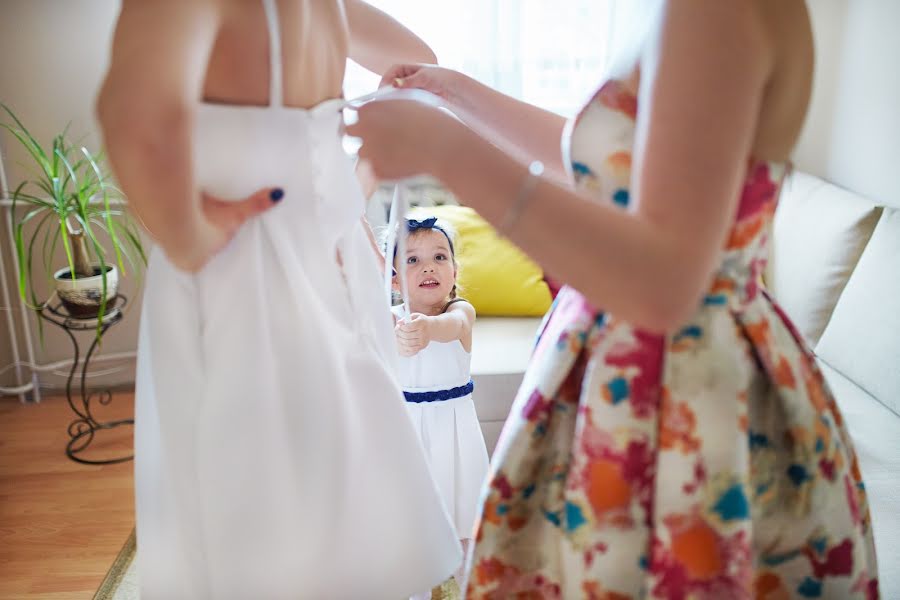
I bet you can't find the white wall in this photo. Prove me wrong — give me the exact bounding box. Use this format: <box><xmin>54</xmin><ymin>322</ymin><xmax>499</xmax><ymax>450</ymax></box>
<box><xmin>794</xmin><ymin>0</ymin><xmax>900</xmax><ymax>209</ymax></box>
<box><xmin>0</xmin><ymin>0</ymin><xmax>139</xmax><ymax>393</ymax></box>
<box><xmin>2</xmin><ymin>0</ymin><xmax>899</xmax><ymax>392</ymax></box>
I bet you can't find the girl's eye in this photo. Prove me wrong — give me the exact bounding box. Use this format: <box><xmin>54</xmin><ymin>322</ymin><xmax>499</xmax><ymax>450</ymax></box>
<box><xmin>406</xmin><ymin>256</ymin><xmax>418</xmax><ymax>265</ymax></box>
<box><xmin>435</xmin><ymin>254</ymin><xmax>447</xmax><ymax>261</ymax></box>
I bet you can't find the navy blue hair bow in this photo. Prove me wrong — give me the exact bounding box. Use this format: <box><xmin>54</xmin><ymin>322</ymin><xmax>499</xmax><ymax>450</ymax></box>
<box><xmin>406</xmin><ymin>217</ymin><xmax>438</xmax><ymax>232</ymax></box>
<box><xmin>390</xmin><ymin>216</ymin><xmax>455</xmax><ymax>259</ymax></box>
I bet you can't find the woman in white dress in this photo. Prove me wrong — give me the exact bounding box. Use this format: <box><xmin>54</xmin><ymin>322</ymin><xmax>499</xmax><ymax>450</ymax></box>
<box><xmin>96</xmin><ymin>1</ymin><xmax>460</xmax><ymax>598</ymax></box>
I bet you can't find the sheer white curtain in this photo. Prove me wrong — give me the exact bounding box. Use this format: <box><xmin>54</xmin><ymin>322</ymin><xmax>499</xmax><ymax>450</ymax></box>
<box><xmin>344</xmin><ymin>0</ymin><xmax>613</xmax><ymax>117</ymax></box>
<box><xmin>348</xmin><ymin>1</ymin><xmax>615</xmax><ymax>224</ymax></box>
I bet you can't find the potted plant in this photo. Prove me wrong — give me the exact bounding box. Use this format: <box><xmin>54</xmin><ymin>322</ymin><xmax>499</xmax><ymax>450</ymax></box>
<box><xmin>1</xmin><ymin>103</ymin><xmax>145</xmax><ymax>325</ymax></box>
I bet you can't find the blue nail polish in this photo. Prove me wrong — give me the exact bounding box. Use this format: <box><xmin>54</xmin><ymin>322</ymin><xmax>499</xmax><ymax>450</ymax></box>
<box><xmin>270</xmin><ymin>188</ymin><xmax>284</xmax><ymax>202</ymax></box>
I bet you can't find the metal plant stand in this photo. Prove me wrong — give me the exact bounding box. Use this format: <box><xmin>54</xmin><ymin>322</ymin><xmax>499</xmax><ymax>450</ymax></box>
<box><xmin>36</xmin><ymin>294</ymin><xmax>133</xmax><ymax>465</ymax></box>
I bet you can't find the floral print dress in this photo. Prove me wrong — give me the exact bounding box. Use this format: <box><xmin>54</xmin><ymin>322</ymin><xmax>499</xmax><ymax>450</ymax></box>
<box><xmin>465</xmin><ymin>80</ymin><xmax>880</xmax><ymax>599</ymax></box>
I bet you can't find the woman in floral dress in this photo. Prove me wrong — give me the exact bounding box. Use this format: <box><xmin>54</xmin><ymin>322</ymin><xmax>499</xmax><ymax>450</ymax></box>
<box><xmin>349</xmin><ymin>1</ymin><xmax>880</xmax><ymax>597</ymax></box>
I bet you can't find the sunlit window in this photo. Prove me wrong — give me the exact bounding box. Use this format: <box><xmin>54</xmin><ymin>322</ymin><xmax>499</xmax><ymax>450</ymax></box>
<box><xmin>344</xmin><ymin>0</ymin><xmax>613</xmax><ymax>117</ymax></box>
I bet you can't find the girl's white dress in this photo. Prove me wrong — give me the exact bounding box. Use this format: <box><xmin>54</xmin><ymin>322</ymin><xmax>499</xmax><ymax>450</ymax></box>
<box><xmin>393</xmin><ymin>305</ymin><xmax>490</xmax><ymax>540</ymax></box>
<box><xmin>133</xmin><ymin>1</ymin><xmax>460</xmax><ymax>598</ymax></box>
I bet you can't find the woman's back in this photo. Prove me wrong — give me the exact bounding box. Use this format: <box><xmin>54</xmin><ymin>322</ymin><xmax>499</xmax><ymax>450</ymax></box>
<box><xmin>203</xmin><ymin>0</ymin><xmax>348</xmax><ymax>108</ymax></box>
<box><xmin>752</xmin><ymin>0</ymin><xmax>814</xmax><ymax>162</ymax></box>
<box><xmin>614</xmin><ymin>0</ymin><xmax>813</xmax><ymax>164</ymax></box>
<box><xmin>191</xmin><ymin>0</ymin><xmax>350</xmax><ymax>203</ymax></box>
<box><xmin>122</xmin><ymin>1</ymin><xmax>464</xmax><ymax>597</ymax></box>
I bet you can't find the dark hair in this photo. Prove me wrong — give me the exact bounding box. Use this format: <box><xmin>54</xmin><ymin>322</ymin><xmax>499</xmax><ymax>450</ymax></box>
<box><xmin>390</xmin><ymin>217</ymin><xmax>456</xmax><ymax>259</ymax></box>
<box><xmin>385</xmin><ymin>215</ymin><xmax>463</xmax><ymax>303</ymax></box>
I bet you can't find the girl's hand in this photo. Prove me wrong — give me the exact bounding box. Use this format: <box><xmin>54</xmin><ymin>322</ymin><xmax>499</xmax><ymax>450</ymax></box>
<box><xmin>346</xmin><ymin>98</ymin><xmax>467</xmax><ymax>182</ymax></box>
<box><xmin>395</xmin><ymin>312</ymin><xmax>431</xmax><ymax>357</ymax></box>
<box><xmin>379</xmin><ymin>64</ymin><xmax>467</xmax><ymax>106</ymax></box>
<box><xmin>167</xmin><ymin>187</ymin><xmax>283</xmax><ymax>272</ymax></box>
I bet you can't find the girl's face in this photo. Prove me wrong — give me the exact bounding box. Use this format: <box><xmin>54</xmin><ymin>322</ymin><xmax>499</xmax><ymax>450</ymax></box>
<box><xmin>396</xmin><ymin>229</ymin><xmax>457</xmax><ymax>308</ymax></box>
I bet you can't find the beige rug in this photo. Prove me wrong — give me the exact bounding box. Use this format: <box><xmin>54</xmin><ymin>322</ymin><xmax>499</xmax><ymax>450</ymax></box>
<box><xmin>93</xmin><ymin>529</ymin><xmax>460</xmax><ymax>599</ymax></box>
<box><xmin>93</xmin><ymin>529</ymin><xmax>138</xmax><ymax>600</ymax></box>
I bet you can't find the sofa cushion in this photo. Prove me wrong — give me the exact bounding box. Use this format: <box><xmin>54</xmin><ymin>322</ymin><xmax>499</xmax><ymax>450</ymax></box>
<box><xmin>479</xmin><ymin>420</ymin><xmax>506</xmax><ymax>456</ymax></box>
<box><xmin>471</xmin><ymin>317</ymin><xmax>541</xmax><ymax>455</ymax></box>
<box><xmin>413</xmin><ymin>205</ymin><xmax>553</xmax><ymax>317</ymax></box>
<box><xmin>471</xmin><ymin>317</ymin><xmax>539</xmax><ymax>378</ymax></box>
<box><xmin>818</xmin><ymin>359</ymin><xmax>900</xmax><ymax>599</ymax></box>
<box><xmin>767</xmin><ymin>172</ymin><xmax>882</xmax><ymax>346</ymax></box>
<box><xmin>816</xmin><ymin>208</ymin><xmax>900</xmax><ymax>415</ymax></box>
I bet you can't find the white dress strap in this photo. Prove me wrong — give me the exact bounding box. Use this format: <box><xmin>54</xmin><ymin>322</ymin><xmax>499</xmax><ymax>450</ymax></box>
<box><xmin>261</xmin><ymin>0</ymin><xmax>283</xmax><ymax>107</ymax></box>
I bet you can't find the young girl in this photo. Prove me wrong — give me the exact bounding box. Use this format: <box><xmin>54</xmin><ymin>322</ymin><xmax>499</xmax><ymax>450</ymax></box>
<box><xmin>390</xmin><ymin>216</ymin><xmax>489</xmax><ymax>593</ymax></box>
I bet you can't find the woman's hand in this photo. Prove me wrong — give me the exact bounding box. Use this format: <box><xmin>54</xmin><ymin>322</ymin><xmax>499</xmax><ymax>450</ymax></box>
<box><xmin>346</xmin><ymin>97</ymin><xmax>468</xmax><ymax>182</ymax></box>
<box><xmin>379</xmin><ymin>64</ymin><xmax>468</xmax><ymax>106</ymax></box>
<box><xmin>165</xmin><ymin>187</ymin><xmax>283</xmax><ymax>272</ymax></box>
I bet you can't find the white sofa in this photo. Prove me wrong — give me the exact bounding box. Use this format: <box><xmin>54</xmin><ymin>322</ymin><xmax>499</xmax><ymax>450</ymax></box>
<box><xmin>470</xmin><ymin>316</ymin><xmax>541</xmax><ymax>453</ymax></box>
<box><xmin>768</xmin><ymin>172</ymin><xmax>899</xmax><ymax>597</ymax></box>
<box><xmin>470</xmin><ymin>171</ymin><xmax>899</xmax><ymax>597</ymax></box>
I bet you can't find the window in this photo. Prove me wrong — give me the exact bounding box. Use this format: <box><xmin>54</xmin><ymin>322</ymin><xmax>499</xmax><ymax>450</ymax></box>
<box><xmin>344</xmin><ymin>0</ymin><xmax>613</xmax><ymax>117</ymax></box>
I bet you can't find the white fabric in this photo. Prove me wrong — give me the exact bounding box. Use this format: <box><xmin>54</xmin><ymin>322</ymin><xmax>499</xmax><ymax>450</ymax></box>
<box><xmin>766</xmin><ymin>172</ymin><xmax>882</xmax><ymax>346</ymax></box>
<box><xmin>134</xmin><ymin>1</ymin><xmax>460</xmax><ymax>598</ymax></box>
<box><xmin>815</xmin><ymin>208</ymin><xmax>900</xmax><ymax>415</ymax></box>
<box><xmin>818</xmin><ymin>360</ymin><xmax>900</xmax><ymax>599</ymax></box>
<box><xmin>394</xmin><ymin>306</ymin><xmax>490</xmax><ymax>540</ymax></box>
<box><xmin>384</xmin><ymin>186</ymin><xmax>412</xmax><ymax>318</ymax></box>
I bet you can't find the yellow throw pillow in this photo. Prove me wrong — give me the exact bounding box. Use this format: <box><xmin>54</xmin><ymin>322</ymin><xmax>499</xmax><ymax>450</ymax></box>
<box><xmin>412</xmin><ymin>205</ymin><xmax>552</xmax><ymax>317</ymax></box>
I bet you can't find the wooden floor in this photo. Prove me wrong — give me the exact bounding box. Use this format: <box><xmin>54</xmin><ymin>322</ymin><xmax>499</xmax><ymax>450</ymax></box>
<box><xmin>0</xmin><ymin>392</ymin><xmax>135</xmax><ymax>599</ymax></box>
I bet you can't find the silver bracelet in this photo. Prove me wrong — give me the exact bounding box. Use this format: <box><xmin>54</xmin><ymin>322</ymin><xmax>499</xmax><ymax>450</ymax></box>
<box><xmin>498</xmin><ymin>160</ymin><xmax>544</xmax><ymax>235</ymax></box>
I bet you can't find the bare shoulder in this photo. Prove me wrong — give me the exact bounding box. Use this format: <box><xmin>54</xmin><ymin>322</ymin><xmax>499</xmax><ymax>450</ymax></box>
<box><xmin>646</xmin><ymin>0</ymin><xmax>812</xmax><ymax>162</ymax></box>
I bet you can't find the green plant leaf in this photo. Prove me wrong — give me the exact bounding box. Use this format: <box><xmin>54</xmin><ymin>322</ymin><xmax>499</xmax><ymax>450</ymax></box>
<box><xmin>10</xmin><ymin>182</ymin><xmax>28</xmax><ymax>301</ymax></box>
<box><xmin>1</xmin><ymin>125</ymin><xmax>53</xmax><ymax>180</ymax></box>
<box><xmin>3</xmin><ymin>102</ymin><xmax>146</xmax><ymax>317</ymax></box>
<box><xmin>1</xmin><ymin>104</ymin><xmax>52</xmax><ymax>172</ymax></box>
<box><xmin>80</xmin><ymin>214</ymin><xmax>110</xmax><ymax>337</ymax></box>
<box><xmin>51</xmin><ymin>177</ymin><xmax>66</xmax><ymax>214</ymax></box>
<box><xmin>55</xmin><ymin>148</ymin><xmax>90</xmax><ymax>217</ymax></box>
<box><xmin>8</xmin><ymin>190</ymin><xmax>54</xmax><ymax>208</ymax></box>
<box><xmin>41</xmin><ymin>215</ymin><xmax>54</xmax><ymax>282</ymax></box>
<box><xmin>58</xmin><ymin>219</ymin><xmax>76</xmax><ymax>282</ymax></box>
<box><xmin>104</xmin><ymin>182</ymin><xmax>126</xmax><ymax>197</ymax></box>
<box><xmin>33</xmin><ymin>178</ymin><xmax>56</xmax><ymax>200</ymax></box>
<box><xmin>26</xmin><ymin>211</ymin><xmax>55</xmax><ymax>310</ymax></box>
<box><xmin>16</xmin><ymin>205</ymin><xmax>51</xmax><ymax>228</ymax></box>
<box><xmin>12</xmin><ymin>212</ymin><xmax>44</xmax><ymax>310</ymax></box>
<box><xmin>13</xmin><ymin>217</ymin><xmax>28</xmax><ymax>301</ymax></box>
<box><xmin>82</xmin><ymin>147</ymin><xmax>126</xmax><ymax>275</ymax></box>
<box><xmin>43</xmin><ymin>217</ymin><xmax>62</xmax><ymax>285</ymax></box>
<box><xmin>106</xmin><ymin>220</ymin><xmax>141</xmax><ymax>274</ymax></box>
<box><xmin>53</xmin><ymin>135</ymin><xmax>64</xmax><ymax>188</ymax></box>
<box><xmin>121</xmin><ymin>221</ymin><xmax>148</xmax><ymax>266</ymax></box>
<box><xmin>90</xmin><ymin>217</ymin><xmax>138</xmax><ymax>274</ymax></box>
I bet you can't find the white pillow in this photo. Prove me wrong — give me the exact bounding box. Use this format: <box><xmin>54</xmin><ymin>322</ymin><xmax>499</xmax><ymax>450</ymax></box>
<box><xmin>766</xmin><ymin>172</ymin><xmax>882</xmax><ymax>346</ymax></box>
<box><xmin>816</xmin><ymin>208</ymin><xmax>900</xmax><ymax>415</ymax></box>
